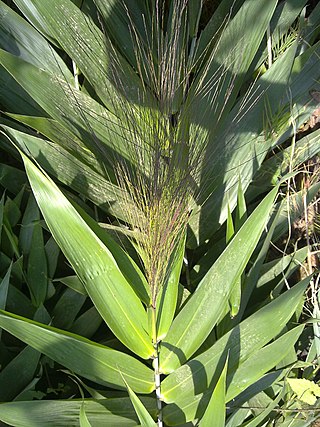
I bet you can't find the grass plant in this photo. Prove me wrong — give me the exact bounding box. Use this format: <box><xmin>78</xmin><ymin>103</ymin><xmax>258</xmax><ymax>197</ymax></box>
<box><xmin>0</xmin><ymin>0</ymin><xmax>320</xmax><ymax>425</ymax></box>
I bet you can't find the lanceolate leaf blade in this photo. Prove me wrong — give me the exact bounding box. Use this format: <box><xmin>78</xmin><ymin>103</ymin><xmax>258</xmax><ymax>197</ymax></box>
<box><xmin>0</xmin><ymin>0</ymin><xmax>72</xmax><ymax>79</ymax></box>
<box><xmin>191</xmin><ymin>0</ymin><xmax>278</xmax><ymax>129</ymax></box>
<box><xmin>0</xmin><ymin>397</ymin><xmax>157</xmax><ymax>426</ymax></box>
<box><xmin>199</xmin><ymin>358</ymin><xmax>228</xmax><ymax>427</ymax></box>
<box><xmin>156</xmin><ymin>233</ymin><xmax>185</xmax><ymax>341</ymax></box>
<box><xmin>0</xmin><ymin>124</ymin><xmax>130</xmax><ymax>222</ymax></box>
<box><xmin>161</xmin><ymin>277</ymin><xmax>308</xmax><ymax>404</ymax></box>
<box><xmin>20</xmin><ymin>152</ymin><xmax>154</xmax><ymax>359</ymax></box>
<box><xmin>0</xmin><ymin>345</ymin><xmax>40</xmax><ymax>401</ymax></box>
<box><xmin>68</xmin><ymin>199</ymin><xmax>150</xmax><ymax>305</ymax></box>
<box><xmin>0</xmin><ymin>310</ymin><xmax>154</xmax><ymax>393</ymax></box>
<box><xmin>159</xmin><ymin>187</ymin><xmax>278</xmax><ymax>374</ymax></box>
<box><xmin>226</xmin><ymin>325</ymin><xmax>304</xmax><ymax>401</ymax></box>
<box><xmin>121</xmin><ymin>376</ymin><xmax>157</xmax><ymax>427</ymax></box>
<box><xmin>13</xmin><ymin>0</ymin><xmax>151</xmax><ymax>109</ymax></box>
<box><xmin>189</xmin><ymin>41</ymin><xmax>298</xmax><ymax>245</ymax></box>
<box><xmin>0</xmin><ymin>49</ymin><xmax>134</xmax><ymax>168</ymax></box>
<box><xmin>27</xmin><ymin>220</ymin><xmax>48</xmax><ymax>307</ymax></box>
<box><xmin>163</xmin><ymin>325</ymin><xmax>304</xmax><ymax>425</ymax></box>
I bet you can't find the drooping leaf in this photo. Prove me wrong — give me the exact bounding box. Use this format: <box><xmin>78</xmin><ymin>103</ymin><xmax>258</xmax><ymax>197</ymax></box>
<box><xmin>0</xmin><ymin>310</ymin><xmax>154</xmax><ymax>393</ymax></box>
<box><xmin>0</xmin><ymin>124</ymin><xmax>129</xmax><ymax>221</ymax></box>
<box><xmin>0</xmin><ymin>397</ymin><xmax>157</xmax><ymax>426</ymax></box>
<box><xmin>0</xmin><ymin>50</ymin><xmax>136</xmax><ymax>168</ymax></box>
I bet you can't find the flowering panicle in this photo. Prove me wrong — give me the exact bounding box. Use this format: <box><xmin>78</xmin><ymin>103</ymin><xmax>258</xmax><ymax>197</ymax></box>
<box><xmin>95</xmin><ymin>0</ymin><xmax>239</xmax><ymax>321</ymax></box>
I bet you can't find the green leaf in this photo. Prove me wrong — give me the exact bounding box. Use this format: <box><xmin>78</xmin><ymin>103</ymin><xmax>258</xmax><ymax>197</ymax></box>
<box><xmin>71</xmin><ymin>306</ymin><xmax>102</xmax><ymax>339</ymax></box>
<box><xmin>199</xmin><ymin>358</ymin><xmax>228</xmax><ymax>427</ymax></box>
<box><xmin>58</xmin><ymin>275</ymin><xmax>87</xmax><ymax>296</ymax></box>
<box><xmin>226</xmin><ymin>325</ymin><xmax>304</xmax><ymax>401</ymax></box>
<box><xmin>6</xmin><ymin>281</ymin><xmax>34</xmax><ymax>319</ymax></box>
<box><xmin>156</xmin><ymin>234</ymin><xmax>185</xmax><ymax>341</ymax></box>
<box><xmin>196</xmin><ymin>0</ymin><xmax>242</xmax><ymax>61</ymax></box>
<box><xmin>273</xmin><ymin>181</ymin><xmax>320</xmax><ymax>243</ymax></box>
<box><xmin>0</xmin><ymin>192</ymin><xmax>4</xmax><ymax>245</ymax></box>
<box><xmin>80</xmin><ymin>403</ymin><xmax>92</xmax><ymax>427</ymax></box>
<box><xmin>27</xmin><ymin>220</ymin><xmax>48</xmax><ymax>307</ymax></box>
<box><xmin>225</xmin><ymin>370</ymin><xmax>286</xmax><ymax>427</ymax></box>
<box><xmin>187</xmin><ymin>0</ymin><xmax>203</xmax><ymax>38</ymax></box>
<box><xmin>191</xmin><ymin>0</ymin><xmax>278</xmax><ymax>128</ymax></box>
<box><xmin>93</xmin><ymin>0</ymin><xmax>146</xmax><ymax>69</ymax></box>
<box><xmin>159</xmin><ymin>187</ymin><xmax>278</xmax><ymax>374</ymax></box>
<box><xmin>253</xmin><ymin>246</ymin><xmax>309</xmax><ymax>297</ymax></box>
<box><xmin>0</xmin><ymin>310</ymin><xmax>154</xmax><ymax>393</ymax></box>
<box><xmin>52</xmin><ymin>288</ymin><xmax>86</xmax><ymax>330</ymax></box>
<box><xmin>0</xmin><ymin>262</ymin><xmax>11</xmax><ymax>310</ymax></box>
<box><xmin>226</xmin><ymin>204</ymin><xmax>234</xmax><ymax>244</ymax></box>
<box><xmin>20</xmin><ymin>153</ymin><xmax>154</xmax><ymax>359</ymax></box>
<box><xmin>303</xmin><ymin>1</ymin><xmax>320</xmax><ymax>44</ymax></box>
<box><xmin>161</xmin><ymin>277</ymin><xmax>308</xmax><ymax>404</ymax></box>
<box><xmin>0</xmin><ymin>262</ymin><xmax>12</xmax><ymax>341</ymax></box>
<box><xmin>0</xmin><ymin>0</ymin><xmax>72</xmax><ymax>79</ymax></box>
<box><xmin>19</xmin><ymin>193</ymin><xmax>39</xmax><ymax>256</ymax></box>
<box><xmin>45</xmin><ymin>236</ymin><xmax>60</xmax><ymax>279</ymax></box>
<box><xmin>163</xmin><ymin>325</ymin><xmax>304</xmax><ymax>424</ymax></box>
<box><xmin>243</xmin><ymin>386</ymin><xmax>285</xmax><ymax>427</ymax></box>
<box><xmin>248</xmin><ymin>128</ymin><xmax>320</xmax><ymax>201</ymax></box>
<box><xmin>225</xmin><ymin>205</ymin><xmax>282</xmax><ymax>327</ymax></box>
<box><xmin>0</xmin><ymin>163</ymin><xmax>26</xmax><ymax>196</ymax></box>
<box><xmin>0</xmin><ymin>50</ymin><xmax>136</xmax><ymax>169</ymax></box>
<box><xmin>249</xmin><ymin>0</ymin><xmax>308</xmax><ymax>73</ymax></box>
<box><xmin>0</xmin><ymin>345</ymin><xmax>40</xmax><ymax>401</ymax></box>
<box><xmin>69</xmin><ymin>198</ymin><xmax>150</xmax><ymax>305</ymax></box>
<box><xmin>0</xmin><ymin>397</ymin><xmax>157</xmax><ymax>426</ymax></box>
<box><xmin>235</xmin><ymin>179</ymin><xmax>247</xmax><ymax>230</ymax></box>
<box><xmin>189</xmin><ymin>40</ymin><xmax>298</xmax><ymax>244</ymax></box>
<box><xmin>121</xmin><ymin>375</ymin><xmax>157</xmax><ymax>427</ymax></box>
<box><xmin>228</xmin><ymin>276</ymin><xmax>241</xmax><ymax>319</ymax></box>
<box><xmin>13</xmin><ymin>0</ymin><xmax>152</xmax><ymax>109</ymax></box>
<box><xmin>0</xmin><ymin>124</ymin><xmax>130</xmax><ymax>221</ymax></box>
<box><xmin>0</xmin><ymin>61</ymin><xmax>45</xmax><ymax>115</ymax></box>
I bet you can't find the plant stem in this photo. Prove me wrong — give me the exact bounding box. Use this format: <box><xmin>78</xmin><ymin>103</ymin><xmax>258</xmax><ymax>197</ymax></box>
<box><xmin>154</xmin><ymin>342</ymin><xmax>163</xmax><ymax>427</ymax></box>
<box><xmin>151</xmin><ymin>306</ymin><xmax>163</xmax><ymax>426</ymax></box>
